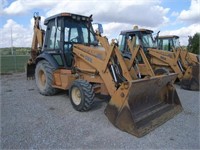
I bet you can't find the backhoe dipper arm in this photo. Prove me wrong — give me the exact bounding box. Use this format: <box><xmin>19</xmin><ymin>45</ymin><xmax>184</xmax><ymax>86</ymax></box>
<box><xmin>30</xmin><ymin>14</ymin><xmax>44</xmax><ymax>63</ymax></box>
<box><xmin>26</xmin><ymin>13</ymin><xmax>44</xmax><ymax>79</ymax></box>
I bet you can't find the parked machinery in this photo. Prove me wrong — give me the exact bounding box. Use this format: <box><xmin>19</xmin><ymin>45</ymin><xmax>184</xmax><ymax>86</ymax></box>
<box><xmin>27</xmin><ymin>13</ymin><xmax>182</xmax><ymax>137</ymax></box>
<box><xmin>158</xmin><ymin>35</ymin><xmax>199</xmax><ymax>90</ymax></box>
<box><xmin>118</xmin><ymin>26</ymin><xmax>199</xmax><ymax>90</ymax></box>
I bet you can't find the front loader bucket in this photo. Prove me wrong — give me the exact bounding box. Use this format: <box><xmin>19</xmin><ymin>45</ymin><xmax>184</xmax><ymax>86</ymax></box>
<box><xmin>180</xmin><ymin>64</ymin><xmax>199</xmax><ymax>91</ymax></box>
<box><xmin>26</xmin><ymin>63</ymin><xmax>36</xmax><ymax>80</ymax></box>
<box><xmin>105</xmin><ymin>73</ymin><xmax>182</xmax><ymax>137</ymax></box>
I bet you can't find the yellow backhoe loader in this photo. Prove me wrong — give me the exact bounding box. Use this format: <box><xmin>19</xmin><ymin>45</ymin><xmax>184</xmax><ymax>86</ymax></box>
<box><xmin>27</xmin><ymin>13</ymin><xmax>182</xmax><ymax>137</ymax></box>
<box><xmin>157</xmin><ymin>35</ymin><xmax>199</xmax><ymax>90</ymax></box>
<box><xmin>158</xmin><ymin>35</ymin><xmax>199</xmax><ymax>65</ymax></box>
<box><xmin>118</xmin><ymin>27</ymin><xmax>199</xmax><ymax>91</ymax></box>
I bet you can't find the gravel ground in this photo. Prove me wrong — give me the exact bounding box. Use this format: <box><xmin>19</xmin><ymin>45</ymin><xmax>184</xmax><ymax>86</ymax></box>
<box><xmin>1</xmin><ymin>73</ymin><xmax>199</xmax><ymax>149</ymax></box>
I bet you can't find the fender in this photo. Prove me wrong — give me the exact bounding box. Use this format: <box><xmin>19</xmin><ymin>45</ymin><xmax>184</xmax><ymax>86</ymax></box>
<box><xmin>36</xmin><ymin>52</ymin><xmax>59</xmax><ymax>69</ymax></box>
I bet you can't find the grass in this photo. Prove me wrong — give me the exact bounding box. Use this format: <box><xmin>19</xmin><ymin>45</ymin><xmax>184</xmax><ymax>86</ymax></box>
<box><xmin>0</xmin><ymin>55</ymin><xmax>30</xmax><ymax>73</ymax></box>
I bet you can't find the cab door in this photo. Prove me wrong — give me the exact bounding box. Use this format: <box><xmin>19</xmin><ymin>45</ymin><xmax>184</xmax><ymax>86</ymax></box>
<box><xmin>43</xmin><ymin>18</ymin><xmax>64</xmax><ymax>67</ymax></box>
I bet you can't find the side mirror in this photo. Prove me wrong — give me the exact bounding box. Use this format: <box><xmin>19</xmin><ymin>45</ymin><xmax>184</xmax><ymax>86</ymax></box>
<box><xmin>155</xmin><ymin>31</ymin><xmax>160</xmax><ymax>48</ymax></box>
<box><xmin>92</xmin><ymin>23</ymin><xmax>103</xmax><ymax>34</ymax></box>
<box><xmin>155</xmin><ymin>31</ymin><xmax>160</xmax><ymax>40</ymax></box>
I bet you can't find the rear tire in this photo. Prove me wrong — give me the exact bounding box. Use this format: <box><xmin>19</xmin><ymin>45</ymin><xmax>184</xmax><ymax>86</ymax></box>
<box><xmin>69</xmin><ymin>80</ymin><xmax>94</xmax><ymax>111</ymax></box>
<box><xmin>35</xmin><ymin>60</ymin><xmax>58</xmax><ymax>95</ymax></box>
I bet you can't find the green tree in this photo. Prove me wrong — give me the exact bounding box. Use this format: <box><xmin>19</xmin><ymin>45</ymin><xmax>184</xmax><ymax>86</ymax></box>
<box><xmin>187</xmin><ymin>33</ymin><xmax>200</xmax><ymax>54</ymax></box>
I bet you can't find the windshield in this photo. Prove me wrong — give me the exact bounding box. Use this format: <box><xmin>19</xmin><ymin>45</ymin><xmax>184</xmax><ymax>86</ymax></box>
<box><xmin>140</xmin><ymin>33</ymin><xmax>156</xmax><ymax>48</ymax></box>
<box><xmin>173</xmin><ymin>37</ymin><xmax>180</xmax><ymax>48</ymax></box>
<box><xmin>64</xmin><ymin>18</ymin><xmax>97</xmax><ymax>45</ymax></box>
<box><xmin>118</xmin><ymin>34</ymin><xmax>126</xmax><ymax>52</ymax></box>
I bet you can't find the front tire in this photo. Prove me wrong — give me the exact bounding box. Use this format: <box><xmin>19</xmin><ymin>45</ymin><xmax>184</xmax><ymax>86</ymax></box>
<box><xmin>69</xmin><ymin>80</ymin><xmax>94</xmax><ymax>111</ymax></box>
<box><xmin>35</xmin><ymin>60</ymin><xmax>58</xmax><ymax>95</ymax></box>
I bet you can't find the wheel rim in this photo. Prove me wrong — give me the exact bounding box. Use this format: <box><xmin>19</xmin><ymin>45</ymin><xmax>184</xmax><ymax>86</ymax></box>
<box><xmin>38</xmin><ymin>69</ymin><xmax>46</xmax><ymax>87</ymax></box>
<box><xmin>71</xmin><ymin>87</ymin><xmax>81</xmax><ymax>105</ymax></box>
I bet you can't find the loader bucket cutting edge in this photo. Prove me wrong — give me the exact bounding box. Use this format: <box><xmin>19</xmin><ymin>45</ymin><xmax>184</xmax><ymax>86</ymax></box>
<box><xmin>26</xmin><ymin>63</ymin><xmax>36</xmax><ymax>79</ymax></box>
<box><xmin>180</xmin><ymin>64</ymin><xmax>200</xmax><ymax>91</ymax></box>
<box><xmin>105</xmin><ymin>73</ymin><xmax>183</xmax><ymax>137</ymax></box>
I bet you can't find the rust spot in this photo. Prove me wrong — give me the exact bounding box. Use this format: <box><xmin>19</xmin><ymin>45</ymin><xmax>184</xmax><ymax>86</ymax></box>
<box><xmin>120</xmin><ymin>92</ymin><xmax>125</xmax><ymax>97</ymax></box>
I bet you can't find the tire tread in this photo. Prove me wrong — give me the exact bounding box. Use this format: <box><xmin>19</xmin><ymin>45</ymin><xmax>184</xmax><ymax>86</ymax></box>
<box><xmin>70</xmin><ymin>79</ymin><xmax>94</xmax><ymax>111</ymax></box>
<box><xmin>35</xmin><ymin>60</ymin><xmax>58</xmax><ymax>96</ymax></box>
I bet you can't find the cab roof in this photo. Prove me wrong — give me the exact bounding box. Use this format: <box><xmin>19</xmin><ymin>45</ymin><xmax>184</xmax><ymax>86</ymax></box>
<box><xmin>158</xmin><ymin>35</ymin><xmax>179</xmax><ymax>39</ymax></box>
<box><xmin>120</xmin><ymin>28</ymin><xmax>153</xmax><ymax>35</ymax></box>
<box><xmin>44</xmin><ymin>12</ymin><xmax>93</xmax><ymax>25</ymax></box>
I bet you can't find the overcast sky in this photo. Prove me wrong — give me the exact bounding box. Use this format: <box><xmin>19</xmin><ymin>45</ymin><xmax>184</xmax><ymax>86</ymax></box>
<box><xmin>0</xmin><ymin>0</ymin><xmax>199</xmax><ymax>48</ymax></box>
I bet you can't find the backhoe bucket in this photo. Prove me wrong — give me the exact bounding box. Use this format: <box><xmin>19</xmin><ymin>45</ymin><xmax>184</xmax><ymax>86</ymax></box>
<box><xmin>105</xmin><ymin>73</ymin><xmax>182</xmax><ymax>137</ymax></box>
<box><xmin>180</xmin><ymin>64</ymin><xmax>199</xmax><ymax>91</ymax></box>
<box><xmin>26</xmin><ymin>63</ymin><xmax>36</xmax><ymax>79</ymax></box>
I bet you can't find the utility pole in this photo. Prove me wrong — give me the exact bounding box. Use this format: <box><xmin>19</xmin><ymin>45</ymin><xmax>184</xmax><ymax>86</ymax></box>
<box><xmin>11</xmin><ymin>28</ymin><xmax>17</xmax><ymax>72</ymax></box>
<box><xmin>11</xmin><ymin>28</ymin><xmax>14</xmax><ymax>55</ymax></box>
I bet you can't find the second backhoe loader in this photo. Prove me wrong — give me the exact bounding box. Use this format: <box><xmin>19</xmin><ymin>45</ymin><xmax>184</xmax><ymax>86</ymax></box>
<box><xmin>158</xmin><ymin>35</ymin><xmax>199</xmax><ymax>65</ymax></box>
<box><xmin>157</xmin><ymin>35</ymin><xmax>199</xmax><ymax>90</ymax></box>
<box><xmin>118</xmin><ymin>27</ymin><xmax>199</xmax><ymax>91</ymax></box>
<box><xmin>27</xmin><ymin>13</ymin><xmax>182</xmax><ymax>137</ymax></box>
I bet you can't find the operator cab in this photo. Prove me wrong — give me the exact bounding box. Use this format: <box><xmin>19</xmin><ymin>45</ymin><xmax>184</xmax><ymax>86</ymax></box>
<box><xmin>118</xmin><ymin>28</ymin><xmax>156</xmax><ymax>53</ymax></box>
<box><xmin>42</xmin><ymin>13</ymin><xmax>99</xmax><ymax>68</ymax></box>
<box><xmin>158</xmin><ymin>35</ymin><xmax>180</xmax><ymax>51</ymax></box>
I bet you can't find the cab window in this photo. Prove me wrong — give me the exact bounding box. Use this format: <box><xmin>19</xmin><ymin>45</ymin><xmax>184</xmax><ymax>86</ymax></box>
<box><xmin>118</xmin><ymin>34</ymin><xmax>126</xmax><ymax>52</ymax></box>
<box><xmin>44</xmin><ymin>19</ymin><xmax>61</xmax><ymax>50</ymax></box>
